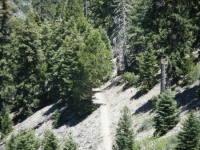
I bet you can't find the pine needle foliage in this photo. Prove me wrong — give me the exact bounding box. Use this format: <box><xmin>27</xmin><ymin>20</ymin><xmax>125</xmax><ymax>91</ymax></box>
<box><xmin>176</xmin><ymin>111</ymin><xmax>200</xmax><ymax>150</ymax></box>
<box><xmin>0</xmin><ymin>105</ymin><xmax>13</xmax><ymax>139</ymax></box>
<box><xmin>63</xmin><ymin>133</ymin><xmax>78</xmax><ymax>150</ymax></box>
<box><xmin>113</xmin><ymin>106</ymin><xmax>134</xmax><ymax>150</ymax></box>
<box><xmin>6</xmin><ymin>130</ymin><xmax>40</xmax><ymax>150</ymax></box>
<box><xmin>43</xmin><ymin>130</ymin><xmax>58</xmax><ymax>150</ymax></box>
<box><xmin>136</xmin><ymin>49</ymin><xmax>159</xmax><ymax>92</ymax></box>
<box><xmin>154</xmin><ymin>90</ymin><xmax>179</xmax><ymax>137</ymax></box>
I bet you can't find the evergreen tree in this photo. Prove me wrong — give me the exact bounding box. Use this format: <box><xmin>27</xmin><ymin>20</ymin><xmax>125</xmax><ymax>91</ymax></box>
<box><xmin>78</xmin><ymin>28</ymin><xmax>112</xmax><ymax>99</ymax></box>
<box><xmin>176</xmin><ymin>110</ymin><xmax>200</xmax><ymax>150</ymax></box>
<box><xmin>128</xmin><ymin>0</ymin><xmax>196</xmax><ymax>82</ymax></box>
<box><xmin>51</xmin><ymin>17</ymin><xmax>112</xmax><ymax>116</ymax></box>
<box><xmin>6</xmin><ymin>130</ymin><xmax>40</xmax><ymax>150</ymax></box>
<box><xmin>0</xmin><ymin>104</ymin><xmax>13</xmax><ymax>139</ymax></box>
<box><xmin>88</xmin><ymin>0</ymin><xmax>114</xmax><ymax>35</ymax></box>
<box><xmin>0</xmin><ymin>0</ymin><xmax>13</xmax><ymax>107</ymax></box>
<box><xmin>63</xmin><ymin>133</ymin><xmax>78</xmax><ymax>150</ymax></box>
<box><xmin>6</xmin><ymin>134</ymin><xmax>18</xmax><ymax>150</ymax></box>
<box><xmin>0</xmin><ymin>0</ymin><xmax>9</xmax><ymax>35</ymax></box>
<box><xmin>189</xmin><ymin>0</ymin><xmax>200</xmax><ymax>49</ymax></box>
<box><xmin>50</xmin><ymin>17</ymin><xmax>87</xmax><ymax>114</ymax></box>
<box><xmin>32</xmin><ymin>0</ymin><xmax>56</xmax><ymax>21</ymax></box>
<box><xmin>113</xmin><ymin>106</ymin><xmax>134</xmax><ymax>150</ymax></box>
<box><xmin>10</xmin><ymin>12</ymin><xmax>44</xmax><ymax>116</ymax></box>
<box><xmin>136</xmin><ymin>48</ymin><xmax>159</xmax><ymax>92</ymax></box>
<box><xmin>43</xmin><ymin>130</ymin><xmax>58</xmax><ymax>150</ymax></box>
<box><xmin>64</xmin><ymin>0</ymin><xmax>84</xmax><ymax>22</ymax></box>
<box><xmin>154</xmin><ymin>90</ymin><xmax>179</xmax><ymax>137</ymax></box>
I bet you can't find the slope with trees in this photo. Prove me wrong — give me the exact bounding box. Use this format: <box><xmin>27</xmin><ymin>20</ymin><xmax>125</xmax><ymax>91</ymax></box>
<box><xmin>1</xmin><ymin>0</ymin><xmax>200</xmax><ymax>149</ymax></box>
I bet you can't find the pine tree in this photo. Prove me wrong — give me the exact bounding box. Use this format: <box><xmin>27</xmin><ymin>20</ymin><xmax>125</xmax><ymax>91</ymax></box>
<box><xmin>0</xmin><ymin>0</ymin><xmax>9</xmax><ymax>35</ymax></box>
<box><xmin>136</xmin><ymin>48</ymin><xmax>159</xmax><ymax>92</ymax></box>
<box><xmin>6</xmin><ymin>130</ymin><xmax>40</xmax><ymax>150</ymax></box>
<box><xmin>154</xmin><ymin>90</ymin><xmax>179</xmax><ymax>137</ymax></box>
<box><xmin>50</xmin><ymin>17</ymin><xmax>86</xmax><ymax>114</ymax></box>
<box><xmin>189</xmin><ymin>0</ymin><xmax>200</xmax><ymax>49</ymax></box>
<box><xmin>6</xmin><ymin>134</ymin><xmax>18</xmax><ymax>150</ymax></box>
<box><xmin>128</xmin><ymin>0</ymin><xmax>196</xmax><ymax>82</ymax></box>
<box><xmin>88</xmin><ymin>0</ymin><xmax>114</xmax><ymax>35</ymax></box>
<box><xmin>78</xmin><ymin>28</ymin><xmax>112</xmax><ymax>98</ymax></box>
<box><xmin>113</xmin><ymin>106</ymin><xmax>134</xmax><ymax>150</ymax></box>
<box><xmin>63</xmin><ymin>133</ymin><xmax>78</xmax><ymax>150</ymax></box>
<box><xmin>43</xmin><ymin>130</ymin><xmax>58</xmax><ymax>150</ymax></box>
<box><xmin>10</xmin><ymin>12</ymin><xmax>44</xmax><ymax>116</ymax></box>
<box><xmin>64</xmin><ymin>0</ymin><xmax>84</xmax><ymax>21</ymax></box>
<box><xmin>0</xmin><ymin>104</ymin><xmax>13</xmax><ymax>139</ymax></box>
<box><xmin>51</xmin><ymin>19</ymin><xmax>112</xmax><ymax>116</ymax></box>
<box><xmin>32</xmin><ymin>0</ymin><xmax>56</xmax><ymax>21</ymax></box>
<box><xmin>176</xmin><ymin>111</ymin><xmax>200</xmax><ymax>150</ymax></box>
<box><xmin>0</xmin><ymin>0</ymin><xmax>15</xmax><ymax>108</ymax></box>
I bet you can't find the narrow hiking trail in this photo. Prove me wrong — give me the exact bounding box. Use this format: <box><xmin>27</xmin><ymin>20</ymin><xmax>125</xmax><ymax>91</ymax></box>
<box><xmin>94</xmin><ymin>90</ymin><xmax>112</xmax><ymax>150</ymax></box>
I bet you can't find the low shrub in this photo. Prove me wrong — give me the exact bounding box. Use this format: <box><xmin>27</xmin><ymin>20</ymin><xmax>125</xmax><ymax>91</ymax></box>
<box><xmin>122</xmin><ymin>72</ymin><xmax>138</xmax><ymax>86</ymax></box>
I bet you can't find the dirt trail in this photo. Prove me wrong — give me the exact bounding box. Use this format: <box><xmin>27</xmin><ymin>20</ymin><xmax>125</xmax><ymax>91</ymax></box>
<box><xmin>94</xmin><ymin>91</ymin><xmax>112</xmax><ymax>150</ymax></box>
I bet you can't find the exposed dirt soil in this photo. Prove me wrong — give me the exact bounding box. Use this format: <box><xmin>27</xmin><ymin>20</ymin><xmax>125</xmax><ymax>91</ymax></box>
<box><xmin>5</xmin><ymin>77</ymin><xmax>199</xmax><ymax>150</ymax></box>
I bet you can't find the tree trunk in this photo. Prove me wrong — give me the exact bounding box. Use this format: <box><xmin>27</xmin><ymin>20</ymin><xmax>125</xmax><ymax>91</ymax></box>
<box><xmin>161</xmin><ymin>59</ymin><xmax>167</xmax><ymax>93</ymax></box>
<box><xmin>84</xmin><ymin>0</ymin><xmax>88</xmax><ymax>19</ymax></box>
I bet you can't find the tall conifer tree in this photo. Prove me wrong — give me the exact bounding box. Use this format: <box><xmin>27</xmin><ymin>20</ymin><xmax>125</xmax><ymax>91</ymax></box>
<box><xmin>154</xmin><ymin>90</ymin><xmax>179</xmax><ymax>137</ymax></box>
<box><xmin>10</xmin><ymin>12</ymin><xmax>44</xmax><ymax>116</ymax></box>
<box><xmin>113</xmin><ymin>106</ymin><xmax>134</xmax><ymax>150</ymax></box>
<box><xmin>176</xmin><ymin>111</ymin><xmax>200</xmax><ymax>150</ymax></box>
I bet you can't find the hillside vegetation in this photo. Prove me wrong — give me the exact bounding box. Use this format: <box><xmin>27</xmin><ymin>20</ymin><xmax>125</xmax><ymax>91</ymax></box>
<box><xmin>0</xmin><ymin>0</ymin><xmax>200</xmax><ymax>149</ymax></box>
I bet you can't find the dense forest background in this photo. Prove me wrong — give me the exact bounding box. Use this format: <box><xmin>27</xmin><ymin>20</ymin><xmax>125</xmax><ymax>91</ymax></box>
<box><xmin>1</xmin><ymin>0</ymin><xmax>200</xmax><ymax>148</ymax></box>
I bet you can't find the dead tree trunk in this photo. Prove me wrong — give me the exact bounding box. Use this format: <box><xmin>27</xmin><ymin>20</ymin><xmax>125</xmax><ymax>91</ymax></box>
<box><xmin>84</xmin><ymin>0</ymin><xmax>88</xmax><ymax>19</ymax></box>
<box><xmin>161</xmin><ymin>59</ymin><xmax>167</xmax><ymax>93</ymax></box>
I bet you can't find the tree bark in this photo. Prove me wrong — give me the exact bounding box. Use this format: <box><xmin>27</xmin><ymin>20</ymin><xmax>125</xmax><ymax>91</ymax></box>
<box><xmin>161</xmin><ymin>59</ymin><xmax>167</xmax><ymax>93</ymax></box>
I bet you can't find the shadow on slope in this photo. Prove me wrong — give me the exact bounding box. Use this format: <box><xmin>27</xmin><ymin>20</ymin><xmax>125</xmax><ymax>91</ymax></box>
<box><xmin>103</xmin><ymin>76</ymin><xmax>122</xmax><ymax>90</ymax></box>
<box><xmin>133</xmin><ymin>84</ymin><xmax>200</xmax><ymax>115</ymax></box>
<box><xmin>130</xmin><ymin>90</ymin><xmax>147</xmax><ymax>100</ymax></box>
<box><xmin>52</xmin><ymin>102</ymin><xmax>100</xmax><ymax>129</ymax></box>
<box><xmin>133</xmin><ymin>100</ymin><xmax>153</xmax><ymax>114</ymax></box>
<box><xmin>43</xmin><ymin>103</ymin><xmax>61</xmax><ymax>116</ymax></box>
<box><xmin>122</xmin><ymin>83</ymin><xmax>133</xmax><ymax>91</ymax></box>
<box><xmin>175</xmin><ymin>85</ymin><xmax>200</xmax><ymax>112</ymax></box>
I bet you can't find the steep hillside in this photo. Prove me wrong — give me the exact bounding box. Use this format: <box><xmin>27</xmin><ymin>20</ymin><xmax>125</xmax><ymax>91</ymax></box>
<box><xmin>0</xmin><ymin>75</ymin><xmax>199</xmax><ymax>150</ymax></box>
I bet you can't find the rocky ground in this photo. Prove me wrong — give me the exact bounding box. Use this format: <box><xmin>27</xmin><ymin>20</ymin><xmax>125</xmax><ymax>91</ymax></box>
<box><xmin>1</xmin><ymin>76</ymin><xmax>199</xmax><ymax>150</ymax></box>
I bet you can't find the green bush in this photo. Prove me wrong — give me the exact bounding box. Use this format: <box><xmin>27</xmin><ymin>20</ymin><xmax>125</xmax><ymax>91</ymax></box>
<box><xmin>122</xmin><ymin>72</ymin><xmax>138</xmax><ymax>86</ymax></box>
<box><xmin>136</xmin><ymin>135</ymin><xmax>178</xmax><ymax>150</ymax></box>
<box><xmin>182</xmin><ymin>64</ymin><xmax>200</xmax><ymax>85</ymax></box>
<box><xmin>53</xmin><ymin>110</ymin><xmax>61</xmax><ymax>128</ymax></box>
